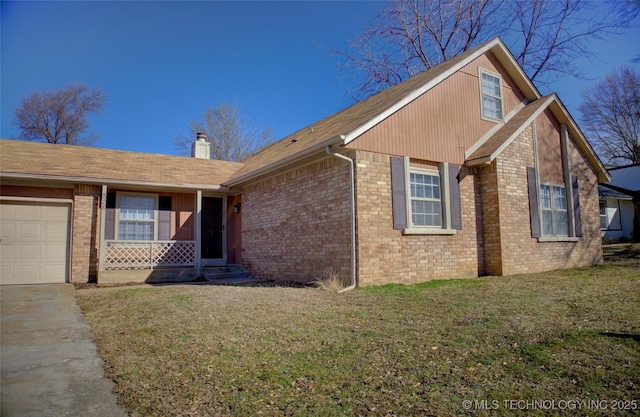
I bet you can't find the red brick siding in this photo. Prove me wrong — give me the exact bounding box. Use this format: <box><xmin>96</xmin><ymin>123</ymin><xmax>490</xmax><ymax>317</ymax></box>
<box><xmin>71</xmin><ymin>184</ymin><xmax>100</xmax><ymax>282</ymax></box>
<box><xmin>486</xmin><ymin>118</ymin><xmax>603</xmax><ymax>275</ymax></box>
<box><xmin>241</xmin><ymin>157</ymin><xmax>352</xmax><ymax>282</ymax></box>
<box><xmin>354</xmin><ymin>150</ymin><xmax>480</xmax><ymax>286</ymax></box>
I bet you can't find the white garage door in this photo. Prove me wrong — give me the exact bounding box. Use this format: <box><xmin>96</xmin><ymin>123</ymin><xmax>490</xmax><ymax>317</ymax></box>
<box><xmin>0</xmin><ymin>201</ymin><xmax>70</xmax><ymax>284</ymax></box>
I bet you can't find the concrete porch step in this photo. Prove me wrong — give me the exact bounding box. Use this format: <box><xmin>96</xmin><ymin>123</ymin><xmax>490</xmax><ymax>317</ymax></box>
<box><xmin>202</xmin><ymin>264</ymin><xmax>251</xmax><ymax>281</ymax></box>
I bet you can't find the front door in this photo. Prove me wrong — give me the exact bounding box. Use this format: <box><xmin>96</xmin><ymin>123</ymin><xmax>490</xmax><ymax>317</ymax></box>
<box><xmin>201</xmin><ymin>196</ymin><xmax>225</xmax><ymax>265</ymax></box>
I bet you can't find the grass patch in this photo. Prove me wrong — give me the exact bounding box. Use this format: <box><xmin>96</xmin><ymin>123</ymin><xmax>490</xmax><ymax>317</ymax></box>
<box><xmin>77</xmin><ymin>254</ymin><xmax>639</xmax><ymax>416</ymax></box>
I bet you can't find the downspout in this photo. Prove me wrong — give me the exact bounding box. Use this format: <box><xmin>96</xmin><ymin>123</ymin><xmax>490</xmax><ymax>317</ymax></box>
<box><xmin>326</xmin><ymin>145</ymin><xmax>357</xmax><ymax>292</ymax></box>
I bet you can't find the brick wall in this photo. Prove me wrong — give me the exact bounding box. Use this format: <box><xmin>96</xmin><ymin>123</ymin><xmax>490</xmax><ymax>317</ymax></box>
<box><xmin>354</xmin><ymin>150</ymin><xmax>480</xmax><ymax>286</ymax></box>
<box><xmin>71</xmin><ymin>184</ymin><xmax>100</xmax><ymax>282</ymax></box>
<box><xmin>241</xmin><ymin>156</ymin><xmax>352</xmax><ymax>282</ymax></box>
<box><xmin>487</xmin><ymin>121</ymin><xmax>603</xmax><ymax>275</ymax></box>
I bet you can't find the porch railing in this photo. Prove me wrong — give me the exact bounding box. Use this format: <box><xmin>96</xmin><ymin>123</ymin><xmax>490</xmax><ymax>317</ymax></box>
<box><xmin>104</xmin><ymin>240</ymin><xmax>196</xmax><ymax>270</ymax></box>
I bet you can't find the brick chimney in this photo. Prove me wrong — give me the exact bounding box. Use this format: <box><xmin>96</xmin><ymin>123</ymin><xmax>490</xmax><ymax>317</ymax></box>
<box><xmin>191</xmin><ymin>132</ymin><xmax>211</xmax><ymax>159</ymax></box>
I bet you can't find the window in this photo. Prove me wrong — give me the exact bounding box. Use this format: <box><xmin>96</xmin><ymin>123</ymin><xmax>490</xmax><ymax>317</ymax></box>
<box><xmin>480</xmin><ymin>70</ymin><xmax>503</xmax><ymax>120</ymax></box>
<box><xmin>540</xmin><ymin>184</ymin><xmax>568</xmax><ymax>236</ymax></box>
<box><xmin>118</xmin><ymin>195</ymin><xmax>156</xmax><ymax>240</ymax></box>
<box><xmin>410</xmin><ymin>171</ymin><xmax>442</xmax><ymax>227</ymax></box>
<box><xmin>599</xmin><ymin>200</ymin><xmax>608</xmax><ymax>230</ymax></box>
<box><xmin>390</xmin><ymin>156</ymin><xmax>462</xmax><ymax>234</ymax></box>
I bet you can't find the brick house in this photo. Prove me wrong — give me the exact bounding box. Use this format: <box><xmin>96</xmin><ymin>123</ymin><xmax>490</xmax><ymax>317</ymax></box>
<box><xmin>0</xmin><ymin>38</ymin><xmax>610</xmax><ymax>286</ymax></box>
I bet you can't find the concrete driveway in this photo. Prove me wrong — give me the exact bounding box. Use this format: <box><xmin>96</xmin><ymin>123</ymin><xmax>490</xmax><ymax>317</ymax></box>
<box><xmin>1</xmin><ymin>284</ymin><xmax>128</xmax><ymax>417</ymax></box>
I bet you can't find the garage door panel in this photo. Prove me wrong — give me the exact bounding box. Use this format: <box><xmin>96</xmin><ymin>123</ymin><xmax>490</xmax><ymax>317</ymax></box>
<box><xmin>1</xmin><ymin>201</ymin><xmax>70</xmax><ymax>285</ymax></box>
<box><xmin>44</xmin><ymin>224</ymin><xmax>69</xmax><ymax>240</ymax></box>
<box><xmin>42</xmin><ymin>243</ymin><xmax>67</xmax><ymax>259</ymax></box>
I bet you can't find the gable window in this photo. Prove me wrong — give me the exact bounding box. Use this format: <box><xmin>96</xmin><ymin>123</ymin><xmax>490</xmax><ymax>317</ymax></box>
<box><xmin>599</xmin><ymin>200</ymin><xmax>608</xmax><ymax>230</ymax></box>
<box><xmin>540</xmin><ymin>184</ymin><xmax>568</xmax><ymax>236</ymax></box>
<box><xmin>410</xmin><ymin>171</ymin><xmax>442</xmax><ymax>227</ymax></box>
<box><xmin>118</xmin><ymin>195</ymin><xmax>156</xmax><ymax>241</ymax></box>
<box><xmin>480</xmin><ymin>70</ymin><xmax>503</xmax><ymax>120</ymax></box>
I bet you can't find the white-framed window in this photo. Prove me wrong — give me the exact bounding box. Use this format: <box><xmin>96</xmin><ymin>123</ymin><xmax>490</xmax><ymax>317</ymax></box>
<box><xmin>409</xmin><ymin>170</ymin><xmax>442</xmax><ymax>227</ymax></box>
<box><xmin>117</xmin><ymin>194</ymin><xmax>157</xmax><ymax>241</ymax></box>
<box><xmin>599</xmin><ymin>200</ymin><xmax>608</xmax><ymax>230</ymax></box>
<box><xmin>540</xmin><ymin>184</ymin><xmax>568</xmax><ymax>236</ymax></box>
<box><xmin>479</xmin><ymin>69</ymin><xmax>503</xmax><ymax>121</ymax></box>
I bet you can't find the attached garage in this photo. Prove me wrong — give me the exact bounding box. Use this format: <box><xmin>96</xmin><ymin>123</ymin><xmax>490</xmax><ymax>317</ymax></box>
<box><xmin>0</xmin><ymin>199</ymin><xmax>71</xmax><ymax>285</ymax></box>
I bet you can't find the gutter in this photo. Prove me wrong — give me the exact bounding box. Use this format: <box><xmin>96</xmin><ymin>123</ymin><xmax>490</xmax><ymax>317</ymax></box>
<box><xmin>225</xmin><ymin>136</ymin><xmax>346</xmax><ymax>188</ymax></box>
<box><xmin>0</xmin><ymin>172</ymin><xmax>229</xmax><ymax>192</ymax></box>
<box><xmin>325</xmin><ymin>145</ymin><xmax>357</xmax><ymax>293</ymax></box>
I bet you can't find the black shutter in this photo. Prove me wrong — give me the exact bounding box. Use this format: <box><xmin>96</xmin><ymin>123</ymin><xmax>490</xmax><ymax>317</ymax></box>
<box><xmin>105</xmin><ymin>209</ymin><xmax>115</xmax><ymax>240</ymax></box>
<box><xmin>449</xmin><ymin>164</ymin><xmax>462</xmax><ymax>230</ymax></box>
<box><xmin>572</xmin><ymin>175</ymin><xmax>582</xmax><ymax>238</ymax></box>
<box><xmin>158</xmin><ymin>196</ymin><xmax>172</xmax><ymax>240</ymax></box>
<box><xmin>390</xmin><ymin>156</ymin><xmax>408</xmax><ymax>230</ymax></box>
<box><xmin>105</xmin><ymin>192</ymin><xmax>116</xmax><ymax>240</ymax></box>
<box><xmin>527</xmin><ymin>167</ymin><xmax>541</xmax><ymax>238</ymax></box>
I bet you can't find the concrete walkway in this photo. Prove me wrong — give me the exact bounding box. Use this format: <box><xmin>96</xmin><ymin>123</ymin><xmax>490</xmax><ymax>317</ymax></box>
<box><xmin>1</xmin><ymin>284</ymin><xmax>128</xmax><ymax>417</ymax></box>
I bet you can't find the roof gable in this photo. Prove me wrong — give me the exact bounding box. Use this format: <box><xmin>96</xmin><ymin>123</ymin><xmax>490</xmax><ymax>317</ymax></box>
<box><xmin>0</xmin><ymin>140</ymin><xmax>244</xmax><ymax>189</ymax></box>
<box><xmin>227</xmin><ymin>37</ymin><xmax>540</xmax><ymax>186</ymax></box>
<box><xmin>465</xmin><ymin>94</ymin><xmax>610</xmax><ymax>182</ymax></box>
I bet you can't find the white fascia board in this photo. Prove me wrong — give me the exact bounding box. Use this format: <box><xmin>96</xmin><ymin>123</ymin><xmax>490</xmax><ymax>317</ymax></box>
<box><xmin>224</xmin><ymin>135</ymin><xmax>346</xmax><ymax>187</ymax></box>
<box><xmin>343</xmin><ymin>37</ymin><xmax>541</xmax><ymax>146</ymax></box>
<box><xmin>0</xmin><ymin>172</ymin><xmax>228</xmax><ymax>192</ymax></box>
<box><xmin>486</xmin><ymin>95</ymin><xmax>555</xmax><ymax>163</ymax></box>
<box><xmin>466</xmin><ymin>95</ymin><xmax>554</xmax><ymax>166</ymax></box>
<box><xmin>465</xmin><ymin>101</ymin><xmax>527</xmax><ymax>160</ymax></box>
<box><xmin>546</xmin><ymin>95</ymin><xmax>611</xmax><ymax>183</ymax></box>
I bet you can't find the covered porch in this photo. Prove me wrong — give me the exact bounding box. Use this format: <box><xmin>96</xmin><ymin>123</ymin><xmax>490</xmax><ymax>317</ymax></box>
<box><xmin>97</xmin><ymin>186</ymin><xmax>242</xmax><ymax>284</ymax></box>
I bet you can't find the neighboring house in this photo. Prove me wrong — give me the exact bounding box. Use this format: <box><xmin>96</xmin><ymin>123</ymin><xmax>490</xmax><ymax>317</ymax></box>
<box><xmin>599</xmin><ymin>164</ymin><xmax>640</xmax><ymax>242</ymax></box>
<box><xmin>0</xmin><ymin>37</ymin><xmax>610</xmax><ymax>287</ymax></box>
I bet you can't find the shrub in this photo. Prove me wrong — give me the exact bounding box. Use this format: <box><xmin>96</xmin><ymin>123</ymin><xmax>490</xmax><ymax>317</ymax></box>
<box><xmin>313</xmin><ymin>268</ymin><xmax>348</xmax><ymax>291</ymax></box>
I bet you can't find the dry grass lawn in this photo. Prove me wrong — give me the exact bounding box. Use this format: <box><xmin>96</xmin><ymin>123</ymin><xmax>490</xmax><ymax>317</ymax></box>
<box><xmin>77</xmin><ymin>246</ymin><xmax>639</xmax><ymax>416</ymax></box>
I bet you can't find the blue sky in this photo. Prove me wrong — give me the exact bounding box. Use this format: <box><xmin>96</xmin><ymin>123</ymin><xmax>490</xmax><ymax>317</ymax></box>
<box><xmin>1</xmin><ymin>1</ymin><xmax>638</xmax><ymax>156</ymax></box>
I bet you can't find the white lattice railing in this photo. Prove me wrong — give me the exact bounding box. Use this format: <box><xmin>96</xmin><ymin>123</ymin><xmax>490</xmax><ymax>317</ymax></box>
<box><xmin>104</xmin><ymin>241</ymin><xmax>196</xmax><ymax>270</ymax></box>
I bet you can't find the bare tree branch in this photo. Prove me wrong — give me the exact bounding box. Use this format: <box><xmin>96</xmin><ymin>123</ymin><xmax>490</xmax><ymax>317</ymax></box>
<box><xmin>173</xmin><ymin>103</ymin><xmax>275</xmax><ymax>162</ymax></box>
<box><xmin>333</xmin><ymin>0</ymin><xmax>628</xmax><ymax>100</ymax></box>
<box><xmin>579</xmin><ymin>66</ymin><xmax>640</xmax><ymax>165</ymax></box>
<box><xmin>12</xmin><ymin>83</ymin><xmax>105</xmax><ymax>145</ymax></box>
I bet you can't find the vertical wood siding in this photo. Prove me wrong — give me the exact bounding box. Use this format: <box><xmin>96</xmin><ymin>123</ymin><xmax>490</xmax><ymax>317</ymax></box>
<box><xmin>162</xmin><ymin>192</ymin><xmax>194</xmax><ymax>241</ymax></box>
<box><xmin>536</xmin><ymin>109</ymin><xmax>564</xmax><ymax>184</ymax></box>
<box><xmin>347</xmin><ymin>52</ymin><xmax>526</xmax><ymax>164</ymax></box>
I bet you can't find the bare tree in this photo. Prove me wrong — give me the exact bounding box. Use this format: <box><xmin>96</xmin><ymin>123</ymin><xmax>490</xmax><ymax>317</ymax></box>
<box><xmin>13</xmin><ymin>83</ymin><xmax>105</xmax><ymax>145</ymax></box>
<box><xmin>336</xmin><ymin>0</ymin><xmax>624</xmax><ymax>99</ymax></box>
<box><xmin>174</xmin><ymin>103</ymin><xmax>274</xmax><ymax>162</ymax></box>
<box><xmin>579</xmin><ymin>67</ymin><xmax>640</xmax><ymax>165</ymax></box>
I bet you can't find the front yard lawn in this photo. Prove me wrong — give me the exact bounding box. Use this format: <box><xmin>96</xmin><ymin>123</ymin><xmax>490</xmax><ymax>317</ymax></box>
<box><xmin>77</xmin><ymin>252</ymin><xmax>639</xmax><ymax>416</ymax></box>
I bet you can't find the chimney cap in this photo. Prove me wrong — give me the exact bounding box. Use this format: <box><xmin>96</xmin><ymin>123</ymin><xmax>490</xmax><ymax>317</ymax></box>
<box><xmin>196</xmin><ymin>132</ymin><xmax>206</xmax><ymax>142</ymax></box>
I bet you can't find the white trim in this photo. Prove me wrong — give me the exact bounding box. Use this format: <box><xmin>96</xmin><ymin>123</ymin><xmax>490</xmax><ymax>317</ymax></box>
<box><xmin>200</xmin><ymin>194</ymin><xmax>227</xmax><ymax>266</ymax></box>
<box><xmin>403</xmin><ymin>228</ymin><xmax>457</xmax><ymax>235</ymax></box>
<box><xmin>478</xmin><ymin>68</ymin><xmax>504</xmax><ymax>122</ymax></box>
<box><xmin>224</xmin><ymin>136</ymin><xmax>345</xmax><ymax>187</ymax></box>
<box><xmin>115</xmin><ymin>192</ymin><xmax>158</xmax><ymax>241</ymax></box>
<box><xmin>402</xmin><ymin>161</ymin><xmax>456</xmax><ymax>236</ymax></box>
<box><xmin>464</xmin><ymin>102</ymin><xmax>527</xmax><ymax>160</ymax></box>
<box><xmin>538</xmin><ymin>236</ymin><xmax>579</xmax><ymax>243</ymax></box>
<box><xmin>0</xmin><ymin>172</ymin><xmax>228</xmax><ymax>191</ymax></box>
<box><xmin>0</xmin><ymin>196</ymin><xmax>73</xmax><ymax>204</ymax></box>
<box><xmin>465</xmin><ymin>95</ymin><xmax>555</xmax><ymax>166</ymax></box>
<box><xmin>344</xmin><ymin>38</ymin><xmax>541</xmax><ymax>145</ymax></box>
<box><xmin>0</xmin><ymin>197</ymin><xmax>72</xmax><ymax>284</ymax></box>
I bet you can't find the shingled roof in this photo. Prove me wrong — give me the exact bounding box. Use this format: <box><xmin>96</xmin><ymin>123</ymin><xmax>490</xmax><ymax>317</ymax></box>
<box><xmin>226</xmin><ymin>37</ymin><xmax>539</xmax><ymax>186</ymax></box>
<box><xmin>0</xmin><ymin>140</ymin><xmax>243</xmax><ymax>189</ymax></box>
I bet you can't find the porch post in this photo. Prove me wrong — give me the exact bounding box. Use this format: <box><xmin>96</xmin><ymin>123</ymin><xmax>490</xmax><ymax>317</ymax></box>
<box><xmin>98</xmin><ymin>184</ymin><xmax>107</xmax><ymax>274</ymax></box>
<box><xmin>195</xmin><ymin>190</ymin><xmax>202</xmax><ymax>272</ymax></box>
